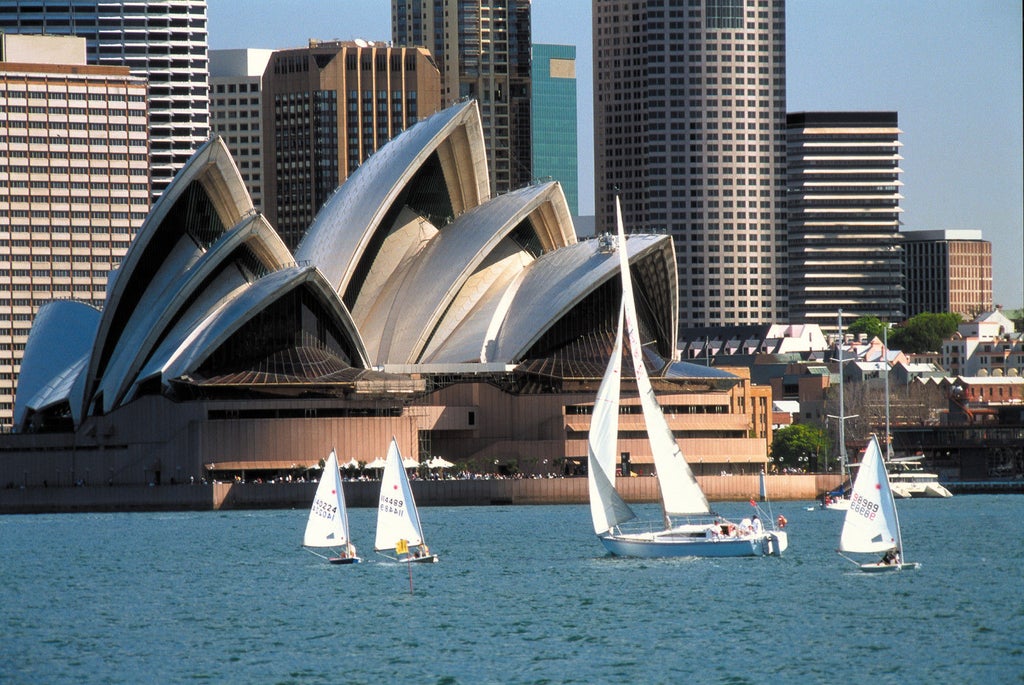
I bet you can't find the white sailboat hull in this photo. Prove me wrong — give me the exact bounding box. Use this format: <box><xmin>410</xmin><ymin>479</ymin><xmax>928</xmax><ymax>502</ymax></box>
<box><xmin>599</xmin><ymin>529</ymin><xmax>788</xmax><ymax>558</ymax></box>
<box><xmin>329</xmin><ymin>555</ymin><xmax>362</xmax><ymax>565</ymax></box>
<box><xmin>399</xmin><ymin>554</ymin><xmax>439</xmax><ymax>564</ymax></box>
<box><xmin>824</xmin><ymin>498</ymin><xmax>850</xmax><ymax>511</ymax></box>
<box><xmin>857</xmin><ymin>561</ymin><xmax>920</xmax><ymax>573</ymax></box>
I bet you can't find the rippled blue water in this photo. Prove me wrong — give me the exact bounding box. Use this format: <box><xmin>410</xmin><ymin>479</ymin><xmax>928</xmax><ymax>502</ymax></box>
<box><xmin>1</xmin><ymin>496</ymin><xmax>1022</xmax><ymax>684</ymax></box>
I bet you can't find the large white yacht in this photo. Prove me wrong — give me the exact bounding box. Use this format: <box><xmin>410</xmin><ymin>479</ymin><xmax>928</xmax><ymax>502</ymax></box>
<box><xmin>886</xmin><ymin>458</ymin><xmax>953</xmax><ymax>498</ymax></box>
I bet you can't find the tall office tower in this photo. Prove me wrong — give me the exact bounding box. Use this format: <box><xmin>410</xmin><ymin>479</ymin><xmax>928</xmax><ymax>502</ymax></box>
<box><xmin>902</xmin><ymin>229</ymin><xmax>993</xmax><ymax>319</ymax></box>
<box><xmin>787</xmin><ymin>112</ymin><xmax>905</xmax><ymax>332</ymax></box>
<box><xmin>532</xmin><ymin>44</ymin><xmax>578</xmax><ymax>215</ymax></box>
<box><xmin>261</xmin><ymin>40</ymin><xmax>441</xmax><ymax>250</ymax></box>
<box><xmin>593</xmin><ymin>0</ymin><xmax>789</xmax><ymax>329</ymax></box>
<box><xmin>392</xmin><ymin>0</ymin><xmax>532</xmax><ymax>196</ymax></box>
<box><xmin>210</xmin><ymin>49</ymin><xmax>274</xmax><ymax>213</ymax></box>
<box><xmin>0</xmin><ymin>35</ymin><xmax>150</xmax><ymax>429</ymax></box>
<box><xmin>0</xmin><ymin>0</ymin><xmax>209</xmax><ymax>201</ymax></box>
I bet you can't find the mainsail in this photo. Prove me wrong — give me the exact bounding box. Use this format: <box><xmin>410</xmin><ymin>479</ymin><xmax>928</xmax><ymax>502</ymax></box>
<box><xmin>303</xmin><ymin>449</ymin><xmax>351</xmax><ymax>548</ymax></box>
<box><xmin>587</xmin><ymin>304</ymin><xmax>637</xmax><ymax>534</ymax></box>
<box><xmin>614</xmin><ymin>198</ymin><xmax>710</xmax><ymax>518</ymax></box>
<box><xmin>375</xmin><ymin>438</ymin><xmax>426</xmax><ymax>551</ymax></box>
<box><xmin>839</xmin><ymin>435</ymin><xmax>901</xmax><ymax>554</ymax></box>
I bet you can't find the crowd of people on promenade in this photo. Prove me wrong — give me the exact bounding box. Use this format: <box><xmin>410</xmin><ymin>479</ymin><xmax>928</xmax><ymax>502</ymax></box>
<box><xmin>214</xmin><ymin>469</ymin><xmax>569</xmax><ymax>486</ymax></box>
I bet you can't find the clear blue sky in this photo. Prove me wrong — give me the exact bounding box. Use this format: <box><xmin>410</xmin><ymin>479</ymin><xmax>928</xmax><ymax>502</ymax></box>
<box><xmin>208</xmin><ymin>0</ymin><xmax>1023</xmax><ymax>309</ymax></box>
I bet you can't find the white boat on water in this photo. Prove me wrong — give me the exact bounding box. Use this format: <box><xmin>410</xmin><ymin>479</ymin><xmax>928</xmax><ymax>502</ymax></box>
<box><xmin>887</xmin><ymin>458</ymin><xmax>953</xmax><ymax>499</ymax></box>
<box><xmin>586</xmin><ymin>199</ymin><xmax>787</xmax><ymax>559</ymax></box>
<box><xmin>303</xmin><ymin>448</ymin><xmax>361</xmax><ymax>564</ymax></box>
<box><xmin>375</xmin><ymin>437</ymin><xmax>438</xmax><ymax>563</ymax></box>
<box><xmin>838</xmin><ymin>435</ymin><xmax>920</xmax><ymax>573</ymax></box>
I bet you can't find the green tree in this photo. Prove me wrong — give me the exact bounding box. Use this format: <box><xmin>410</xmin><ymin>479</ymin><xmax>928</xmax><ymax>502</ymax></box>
<box><xmin>847</xmin><ymin>316</ymin><xmax>887</xmax><ymax>340</ymax></box>
<box><xmin>888</xmin><ymin>312</ymin><xmax>962</xmax><ymax>353</ymax></box>
<box><xmin>770</xmin><ymin>424</ymin><xmax>830</xmax><ymax>472</ymax></box>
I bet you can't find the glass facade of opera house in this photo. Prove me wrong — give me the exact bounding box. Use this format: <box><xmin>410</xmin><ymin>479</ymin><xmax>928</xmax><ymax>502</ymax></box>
<box><xmin>1</xmin><ymin>101</ymin><xmax>773</xmax><ymax>488</ymax></box>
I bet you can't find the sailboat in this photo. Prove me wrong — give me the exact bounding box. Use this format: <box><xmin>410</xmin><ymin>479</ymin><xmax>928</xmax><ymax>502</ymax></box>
<box><xmin>838</xmin><ymin>434</ymin><xmax>920</xmax><ymax>572</ymax></box>
<box><xmin>586</xmin><ymin>198</ymin><xmax>788</xmax><ymax>558</ymax></box>
<box><xmin>303</xmin><ymin>448</ymin><xmax>361</xmax><ymax>564</ymax></box>
<box><xmin>375</xmin><ymin>437</ymin><xmax>438</xmax><ymax>563</ymax></box>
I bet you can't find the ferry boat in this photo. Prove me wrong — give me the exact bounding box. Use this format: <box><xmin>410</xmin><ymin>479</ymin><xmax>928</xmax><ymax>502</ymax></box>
<box><xmin>886</xmin><ymin>458</ymin><xmax>953</xmax><ymax>498</ymax></box>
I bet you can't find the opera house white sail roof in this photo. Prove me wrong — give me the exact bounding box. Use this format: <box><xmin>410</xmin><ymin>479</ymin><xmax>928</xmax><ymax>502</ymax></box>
<box><xmin>15</xmin><ymin>101</ymin><xmax>683</xmax><ymax>432</ymax></box>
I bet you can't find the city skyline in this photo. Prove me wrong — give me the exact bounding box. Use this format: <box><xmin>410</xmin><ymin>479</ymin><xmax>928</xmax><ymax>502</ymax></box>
<box><xmin>208</xmin><ymin>0</ymin><xmax>1023</xmax><ymax>309</ymax></box>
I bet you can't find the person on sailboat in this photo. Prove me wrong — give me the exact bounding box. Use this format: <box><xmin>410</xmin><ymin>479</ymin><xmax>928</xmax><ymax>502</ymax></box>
<box><xmin>751</xmin><ymin>515</ymin><xmax>764</xmax><ymax>535</ymax></box>
<box><xmin>881</xmin><ymin>549</ymin><xmax>898</xmax><ymax>565</ymax></box>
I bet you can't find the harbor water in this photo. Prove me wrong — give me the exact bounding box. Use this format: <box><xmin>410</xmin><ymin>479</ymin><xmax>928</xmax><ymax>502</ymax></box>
<box><xmin>1</xmin><ymin>496</ymin><xmax>1021</xmax><ymax>684</ymax></box>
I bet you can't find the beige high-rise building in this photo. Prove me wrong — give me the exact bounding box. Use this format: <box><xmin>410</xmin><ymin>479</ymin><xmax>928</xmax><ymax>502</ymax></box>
<box><xmin>0</xmin><ymin>35</ymin><xmax>150</xmax><ymax>429</ymax></box>
<box><xmin>0</xmin><ymin>0</ymin><xmax>210</xmax><ymax>201</ymax></box>
<box><xmin>210</xmin><ymin>48</ymin><xmax>274</xmax><ymax>214</ymax></box>
<box><xmin>261</xmin><ymin>40</ymin><xmax>441</xmax><ymax>250</ymax></box>
<box><xmin>593</xmin><ymin>0</ymin><xmax>788</xmax><ymax>329</ymax></box>
<box><xmin>392</xmin><ymin>0</ymin><xmax>533</xmax><ymax>196</ymax></box>
<box><xmin>903</xmin><ymin>229</ymin><xmax>993</xmax><ymax>319</ymax></box>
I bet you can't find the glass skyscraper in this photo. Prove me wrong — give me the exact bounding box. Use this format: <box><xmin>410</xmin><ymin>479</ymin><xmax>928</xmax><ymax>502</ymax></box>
<box><xmin>531</xmin><ymin>44</ymin><xmax>578</xmax><ymax>216</ymax></box>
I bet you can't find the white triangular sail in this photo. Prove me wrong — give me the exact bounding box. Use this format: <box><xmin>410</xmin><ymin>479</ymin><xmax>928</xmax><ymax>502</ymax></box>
<box><xmin>614</xmin><ymin>198</ymin><xmax>710</xmax><ymax>518</ymax></box>
<box><xmin>303</xmin><ymin>449</ymin><xmax>351</xmax><ymax>548</ymax></box>
<box><xmin>587</xmin><ymin>304</ymin><xmax>637</xmax><ymax>533</ymax></box>
<box><xmin>839</xmin><ymin>435</ymin><xmax>902</xmax><ymax>554</ymax></box>
<box><xmin>375</xmin><ymin>437</ymin><xmax>426</xmax><ymax>551</ymax></box>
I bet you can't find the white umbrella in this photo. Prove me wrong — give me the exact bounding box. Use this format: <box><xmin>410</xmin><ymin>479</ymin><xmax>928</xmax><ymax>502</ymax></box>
<box><xmin>427</xmin><ymin>456</ymin><xmax>454</xmax><ymax>469</ymax></box>
<box><xmin>365</xmin><ymin>457</ymin><xmax>387</xmax><ymax>470</ymax></box>
<box><xmin>341</xmin><ymin>458</ymin><xmax>361</xmax><ymax>470</ymax></box>
<box><xmin>402</xmin><ymin>456</ymin><xmax>421</xmax><ymax>469</ymax></box>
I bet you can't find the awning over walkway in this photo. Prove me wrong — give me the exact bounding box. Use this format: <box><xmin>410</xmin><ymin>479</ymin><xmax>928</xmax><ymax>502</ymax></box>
<box><xmin>204</xmin><ymin>460</ymin><xmax>320</xmax><ymax>471</ymax></box>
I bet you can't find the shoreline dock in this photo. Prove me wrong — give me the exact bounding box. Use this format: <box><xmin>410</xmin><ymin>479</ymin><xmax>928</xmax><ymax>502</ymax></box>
<box><xmin>2</xmin><ymin>474</ymin><xmax>1018</xmax><ymax>514</ymax></box>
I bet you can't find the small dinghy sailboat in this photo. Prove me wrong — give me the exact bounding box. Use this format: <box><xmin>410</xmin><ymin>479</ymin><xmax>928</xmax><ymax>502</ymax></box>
<box><xmin>375</xmin><ymin>437</ymin><xmax>438</xmax><ymax>563</ymax></box>
<box><xmin>838</xmin><ymin>435</ymin><xmax>920</xmax><ymax>573</ymax></box>
<box><xmin>303</xmin><ymin>448</ymin><xmax>361</xmax><ymax>564</ymax></box>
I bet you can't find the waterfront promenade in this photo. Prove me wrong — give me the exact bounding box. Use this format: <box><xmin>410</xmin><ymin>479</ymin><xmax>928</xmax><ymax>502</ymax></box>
<box><xmin>0</xmin><ymin>473</ymin><xmax>843</xmax><ymax>514</ymax></box>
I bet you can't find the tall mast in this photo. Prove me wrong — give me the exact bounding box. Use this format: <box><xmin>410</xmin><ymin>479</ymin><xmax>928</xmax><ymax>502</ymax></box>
<box><xmin>884</xmin><ymin>325</ymin><xmax>892</xmax><ymax>460</ymax></box>
<box><xmin>838</xmin><ymin>309</ymin><xmax>846</xmax><ymax>473</ymax></box>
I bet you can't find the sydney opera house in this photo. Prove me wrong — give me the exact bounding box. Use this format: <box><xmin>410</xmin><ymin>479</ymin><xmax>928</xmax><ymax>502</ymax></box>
<box><xmin>1</xmin><ymin>101</ymin><xmax>772</xmax><ymax>488</ymax></box>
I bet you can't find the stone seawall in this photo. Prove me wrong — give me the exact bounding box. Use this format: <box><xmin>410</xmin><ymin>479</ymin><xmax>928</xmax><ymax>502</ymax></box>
<box><xmin>0</xmin><ymin>474</ymin><xmax>843</xmax><ymax>514</ymax></box>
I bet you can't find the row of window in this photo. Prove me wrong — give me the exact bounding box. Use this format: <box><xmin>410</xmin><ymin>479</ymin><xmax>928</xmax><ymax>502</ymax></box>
<box><xmin>214</xmin><ymin>82</ymin><xmax>260</xmax><ymax>94</ymax></box>
<box><xmin>0</xmin><ymin>181</ymin><xmax>145</xmax><ymax>191</ymax></box>
<box><xmin>1</xmin><ymin>165</ymin><xmax>148</xmax><ymax>176</ymax></box>
<box><xmin>0</xmin><ymin>211</ymin><xmax>146</xmax><ymax>220</ymax></box>
<box><xmin>1</xmin><ymin>91</ymin><xmax>144</xmax><ymax>103</ymax></box>
<box><xmin>2</xmin><ymin>270</ymin><xmax>109</xmax><ymax>278</ymax></box>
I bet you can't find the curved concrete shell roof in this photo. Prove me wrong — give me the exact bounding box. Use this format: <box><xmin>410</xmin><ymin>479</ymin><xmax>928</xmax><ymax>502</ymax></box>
<box><xmin>424</xmin><ymin>234</ymin><xmax>675</xmax><ymax>364</ymax></box>
<box><xmin>96</xmin><ymin>213</ymin><xmax>293</xmax><ymax>413</ymax></box>
<box><xmin>81</xmin><ymin>137</ymin><xmax>254</xmax><ymax>418</ymax></box>
<box><xmin>358</xmin><ymin>181</ymin><xmax>576</xmax><ymax>364</ymax></box>
<box><xmin>14</xmin><ymin>301</ymin><xmax>99</xmax><ymax>430</ymax></box>
<box><xmin>161</xmin><ymin>266</ymin><xmax>370</xmax><ymax>384</ymax></box>
<box><xmin>295</xmin><ymin>100</ymin><xmax>490</xmax><ymax>299</ymax></box>
<box><xmin>488</xmin><ymin>234</ymin><xmax>676</xmax><ymax>363</ymax></box>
